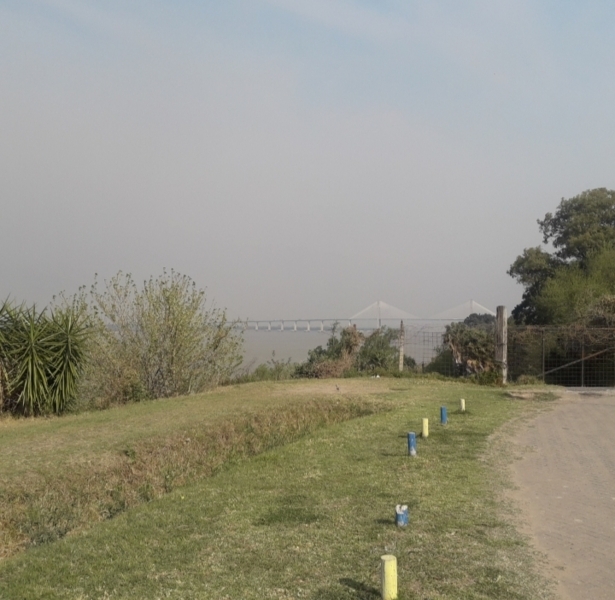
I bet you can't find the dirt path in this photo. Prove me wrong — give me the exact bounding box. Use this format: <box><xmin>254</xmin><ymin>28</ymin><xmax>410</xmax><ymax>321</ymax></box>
<box><xmin>511</xmin><ymin>390</ymin><xmax>615</xmax><ymax>599</ymax></box>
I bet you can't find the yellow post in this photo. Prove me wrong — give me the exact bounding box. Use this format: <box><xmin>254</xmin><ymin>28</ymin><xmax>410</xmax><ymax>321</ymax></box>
<box><xmin>380</xmin><ymin>554</ymin><xmax>398</xmax><ymax>600</ymax></box>
<box><xmin>422</xmin><ymin>418</ymin><xmax>429</xmax><ymax>438</ymax></box>
<box><xmin>460</xmin><ymin>398</ymin><xmax>466</xmax><ymax>412</ymax></box>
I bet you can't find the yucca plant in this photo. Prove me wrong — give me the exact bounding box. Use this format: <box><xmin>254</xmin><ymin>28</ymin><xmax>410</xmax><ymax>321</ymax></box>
<box><xmin>0</xmin><ymin>301</ymin><xmax>88</xmax><ymax>415</ymax></box>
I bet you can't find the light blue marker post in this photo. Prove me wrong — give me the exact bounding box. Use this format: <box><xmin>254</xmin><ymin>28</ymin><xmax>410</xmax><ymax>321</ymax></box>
<box><xmin>407</xmin><ymin>432</ymin><xmax>417</xmax><ymax>456</ymax></box>
<box><xmin>440</xmin><ymin>406</ymin><xmax>448</xmax><ymax>425</ymax></box>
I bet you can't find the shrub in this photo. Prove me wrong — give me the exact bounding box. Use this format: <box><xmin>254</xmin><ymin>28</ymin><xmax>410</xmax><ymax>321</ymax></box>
<box><xmin>232</xmin><ymin>353</ymin><xmax>297</xmax><ymax>383</ymax></box>
<box><xmin>75</xmin><ymin>270</ymin><xmax>243</xmax><ymax>408</ymax></box>
<box><xmin>296</xmin><ymin>325</ymin><xmax>414</xmax><ymax>378</ymax></box>
<box><xmin>295</xmin><ymin>324</ymin><xmax>363</xmax><ymax>378</ymax></box>
<box><xmin>425</xmin><ymin>314</ymin><xmax>496</xmax><ymax>379</ymax></box>
<box><xmin>0</xmin><ymin>302</ymin><xmax>88</xmax><ymax>415</ymax></box>
<box><xmin>424</xmin><ymin>348</ymin><xmax>456</xmax><ymax>377</ymax></box>
<box><xmin>356</xmin><ymin>328</ymin><xmax>399</xmax><ymax>372</ymax></box>
<box><xmin>444</xmin><ymin>321</ymin><xmax>496</xmax><ymax>375</ymax></box>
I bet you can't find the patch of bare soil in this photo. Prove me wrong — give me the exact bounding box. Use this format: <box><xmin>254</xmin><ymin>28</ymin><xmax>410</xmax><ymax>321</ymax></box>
<box><xmin>509</xmin><ymin>389</ymin><xmax>615</xmax><ymax>599</ymax></box>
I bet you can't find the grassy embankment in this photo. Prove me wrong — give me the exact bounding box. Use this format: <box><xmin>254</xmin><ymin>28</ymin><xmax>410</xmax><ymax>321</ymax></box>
<box><xmin>0</xmin><ymin>379</ymin><xmax>555</xmax><ymax>599</ymax></box>
<box><xmin>0</xmin><ymin>380</ymin><xmax>389</xmax><ymax>559</ymax></box>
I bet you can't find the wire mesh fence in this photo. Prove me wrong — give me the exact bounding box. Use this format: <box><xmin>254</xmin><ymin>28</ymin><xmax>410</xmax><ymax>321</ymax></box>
<box><xmin>509</xmin><ymin>326</ymin><xmax>615</xmax><ymax>387</ymax></box>
<box><xmin>402</xmin><ymin>324</ymin><xmax>456</xmax><ymax>377</ymax></box>
<box><xmin>242</xmin><ymin>319</ymin><xmax>458</xmax><ymax>375</ymax></box>
<box><xmin>243</xmin><ymin>317</ymin><xmax>615</xmax><ymax>386</ymax></box>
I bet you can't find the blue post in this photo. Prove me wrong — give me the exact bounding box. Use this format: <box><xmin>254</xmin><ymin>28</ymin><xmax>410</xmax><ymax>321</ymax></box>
<box><xmin>440</xmin><ymin>406</ymin><xmax>448</xmax><ymax>425</ymax></box>
<box><xmin>407</xmin><ymin>432</ymin><xmax>417</xmax><ymax>456</ymax></box>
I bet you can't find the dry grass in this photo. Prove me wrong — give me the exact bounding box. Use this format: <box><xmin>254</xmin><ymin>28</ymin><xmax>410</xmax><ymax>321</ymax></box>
<box><xmin>0</xmin><ymin>381</ymin><xmax>390</xmax><ymax>560</ymax></box>
<box><xmin>0</xmin><ymin>380</ymin><xmax>387</xmax><ymax>477</ymax></box>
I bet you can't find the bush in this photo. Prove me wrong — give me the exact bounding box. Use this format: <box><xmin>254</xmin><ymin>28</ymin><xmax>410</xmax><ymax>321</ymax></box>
<box><xmin>232</xmin><ymin>353</ymin><xmax>297</xmax><ymax>383</ymax></box>
<box><xmin>296</xmin><ymin>325</ymin><xmax>414</xmax><ymax>378</ymax></box>
<box><xmin>356</xmin><ymin>328</ymin><xmax>399</xmax><ymax>373</ymax></box>
<box><xmin>443</xmin><ymin>320</ymin><xmax>495</xmax><ymax>375</ymax></box>
<box><xmin>425</xmin><ymin>314</ymin><xmax>496</xmax><ymax>379</ymax></box>
<box><xmin>424</xmin><ymin>348</ymin><xmax>456</xmax><ymax>377</ymax></box>
<box><xmin>0</xmin><ymin>302</ymin><xmax>88</xmax><ymax>415</ymax></box>
<box><xmin>75</xmin><ymin>270</ymin><xmax>243</xmax><ymax>408</ymax></box>
<box><xmin>295</xmin><ymin>324</ymin><xmax>363</xmax><ymax>378</ymax></box>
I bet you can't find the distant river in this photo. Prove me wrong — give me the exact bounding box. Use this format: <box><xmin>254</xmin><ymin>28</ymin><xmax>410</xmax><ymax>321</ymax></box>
<box><xmin>241</xmin><ymin>329</ymin><xmax>331</xmax><ymax>368</ymax></box>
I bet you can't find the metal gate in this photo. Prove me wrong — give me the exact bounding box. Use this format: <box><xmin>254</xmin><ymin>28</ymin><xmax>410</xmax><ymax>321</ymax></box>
<box><xmin>508</xmin><ymin>327</ymin><xmax>615</xmax><ymax>386</ymax></box>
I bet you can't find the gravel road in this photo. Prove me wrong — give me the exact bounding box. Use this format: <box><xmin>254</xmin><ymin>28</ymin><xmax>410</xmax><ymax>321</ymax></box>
<box><xmin>511</xmin><ymin>389</ymin><xmax>615</xmax><ymax>600</ymax></box>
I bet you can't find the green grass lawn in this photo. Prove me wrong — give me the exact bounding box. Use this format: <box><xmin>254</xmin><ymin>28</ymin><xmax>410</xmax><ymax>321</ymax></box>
<box><xmin>0</xmin><ymin>379</ymin><xmax>555</xmax><ymax>599</ymax></box>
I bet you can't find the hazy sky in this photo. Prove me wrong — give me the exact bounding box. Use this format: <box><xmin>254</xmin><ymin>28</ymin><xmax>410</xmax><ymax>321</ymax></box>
<box><xmin>2</xmin><ymin>0</ymin><xmax>615</xmax><ymax>319</ymax></box>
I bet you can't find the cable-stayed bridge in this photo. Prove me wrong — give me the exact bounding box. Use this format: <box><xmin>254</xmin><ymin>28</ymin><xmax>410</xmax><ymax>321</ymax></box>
<box><xmin>245</xmin><ymin>318</ymin><xmax>428</xmax><ymax>332</ymax></box>
<box><xmin>242</xmin><ymin>299</ymin><xmax>495</xmax><ymax>332</ymax></box>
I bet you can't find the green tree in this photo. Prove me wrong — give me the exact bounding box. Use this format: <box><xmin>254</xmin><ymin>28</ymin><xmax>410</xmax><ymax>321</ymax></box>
<box><xmin>508</xmin><ymin>247</ymin><xmax>561</xmax><ymax>323</ymax></box>
<box><xmin>538</xmin><ymin>188</ymin><xmax>615</xmax><ymax>262</ymax></box>
<box><xmin>535</xmin><ymin>247</ymin><xmax>615</xmax><ymax>324</ymax></box>
<box><xmin>509</xmin><ymin>188</ymin><xmax>615</xmax><ymax>324</ymax></box>
<box><xmin>356</xmin><ymin>327</ymin><xmax>399</xmax><ymax>372</ymax></box>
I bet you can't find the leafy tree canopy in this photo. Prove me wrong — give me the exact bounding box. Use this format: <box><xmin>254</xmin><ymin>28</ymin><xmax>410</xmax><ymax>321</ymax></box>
<box><xmin>538</xmin><ymin>188</ymin><xmax>615</xmax><ymax>263</ymax></box>
<box><xmin>509</xmin><ymin>189</ymin><xmax>615</xmax><ymax>324</ymax></box>
<box><xmin>535</xmin><ymin>247</ymin><xmax>615</xmax><ymax>324</ymax></box>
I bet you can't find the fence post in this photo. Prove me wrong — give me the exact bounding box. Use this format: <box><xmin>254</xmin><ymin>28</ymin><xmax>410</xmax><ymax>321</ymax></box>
<box><xmin>541</xmin><ymin>329</ymin><xmax>545</xmax><ymax>382</ymax></box>
<box><xmin>581</xmin><ymin>333</ymin><xmax>585</xmax><ymax>388</ymax></box>
<box><xmin>399</xmin><ymin>320</ymin><xmax>405</xmax><ymax>373</ymax></box>
<box><xmin>496</xmin><ymin>306</ymin><xmax>508</xmax><ymax>384</ymax></box>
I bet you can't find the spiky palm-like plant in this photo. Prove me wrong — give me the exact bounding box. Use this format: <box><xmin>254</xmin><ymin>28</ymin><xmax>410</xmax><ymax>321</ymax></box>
<box><xmin>0</xmin><ymin>302</ymin><xmax>88</xmax><ymax>415</ymax></box>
